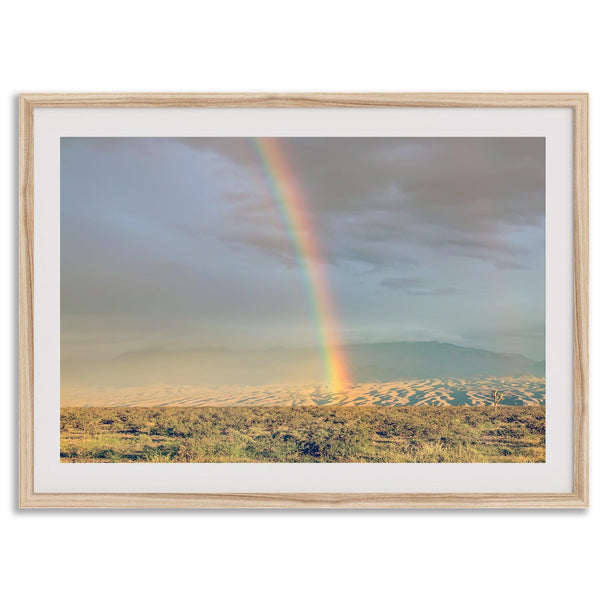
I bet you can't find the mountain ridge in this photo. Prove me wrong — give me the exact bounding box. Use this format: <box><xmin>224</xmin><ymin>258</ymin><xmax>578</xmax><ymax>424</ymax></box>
<box><xmin>63</xmin><ymin>341</ymin><xmax>545</xmax><ymax>387</ymax></box>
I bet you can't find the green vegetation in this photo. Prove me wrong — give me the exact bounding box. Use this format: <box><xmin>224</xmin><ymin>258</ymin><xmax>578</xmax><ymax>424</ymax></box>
<box><xmin>60</xmin><ymin>405</ymin><xmax>545</xmax><ymax>463</ymax></box>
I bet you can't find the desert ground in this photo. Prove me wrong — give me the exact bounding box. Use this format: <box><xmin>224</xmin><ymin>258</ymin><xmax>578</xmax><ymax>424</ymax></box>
<box><xmin>60</xmin><ymin>376</ymin><xmax>545</xmax><ymax>463</ymax></box>
<box><xmin>61</xmin><ymin>375</ymin><xmax>545</xmax><ymax>407</ymax></box>
<box><xmin>60</xmin><ymin>405</ymin><xmax>545</xmax><ymax>463</ymax></box>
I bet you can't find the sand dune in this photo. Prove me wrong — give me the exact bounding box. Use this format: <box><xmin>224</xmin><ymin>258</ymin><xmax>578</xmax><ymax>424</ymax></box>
<box><xmin>61</xmin><ymin>376</ymin><xmax>545</xmax><ymax>408</ymax></box>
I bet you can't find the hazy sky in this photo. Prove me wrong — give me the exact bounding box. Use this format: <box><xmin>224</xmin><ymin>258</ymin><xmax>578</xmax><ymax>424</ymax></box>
<box><xmin>61</xmin><ymin>137</ymin><xmax>545</xmax><ymax>363</ymax></box>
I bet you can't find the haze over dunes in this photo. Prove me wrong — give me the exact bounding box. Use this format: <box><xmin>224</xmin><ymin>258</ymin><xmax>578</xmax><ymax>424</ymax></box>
<box><xmin>62</xmin><ymin>341</ymin><xmax>544</xmax><ymax>388</ymax></box>
<box><xmin>62</xmin><ymin>341</ymin><xmax>545</xmax><ymax>408</ymax></box>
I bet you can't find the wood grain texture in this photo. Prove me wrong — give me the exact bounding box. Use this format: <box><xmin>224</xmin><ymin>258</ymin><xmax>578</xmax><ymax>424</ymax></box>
<box><xmin>18</xmin><ymin>492</ymin><xmax>587</xmax><ymax>509</ymax></box>
<box><xmin>572</xmin><ymin>95</ymin><xmax>589</xmax><ymax>507</ymax></box>
<box><xmin>19</xmin><ymin>95</ymin><xmax>34</xmax><ymax>509</ymax></box>
<box><xmin>18</xmin><ymin>93</ymin><xmax>589</xmax><ymax>509</ymax></box>
<box><xmin>19</xmin><ymin>92</ymin><xmax>588</xmax><ymax>109</ymax></box>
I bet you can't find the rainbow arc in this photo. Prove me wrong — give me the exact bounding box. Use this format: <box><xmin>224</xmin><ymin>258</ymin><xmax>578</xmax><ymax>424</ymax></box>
<box><xmin>250</xmin><ymin>138</ymin><xmax>351</xmax><ymax>393</ymax></box>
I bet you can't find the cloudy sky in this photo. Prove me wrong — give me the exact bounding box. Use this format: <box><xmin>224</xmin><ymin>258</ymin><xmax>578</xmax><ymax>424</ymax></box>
<box><xmin>61</xmin><ymin>137</ymin><xmax>545</xmax><ymax>367</ymax></box>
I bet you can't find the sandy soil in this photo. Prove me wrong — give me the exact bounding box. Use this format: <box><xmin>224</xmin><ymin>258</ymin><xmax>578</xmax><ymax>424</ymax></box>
<box><xmin>61</xmin><ymin>376</ymin><xmax>545</xmax><ymax>407</ymax></box>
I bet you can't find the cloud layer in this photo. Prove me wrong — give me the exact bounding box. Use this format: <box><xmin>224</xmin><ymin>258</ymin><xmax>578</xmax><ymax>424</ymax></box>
<box><xmin>61</xmin><ymin>137</ymin><xmax>545</xmax><ymax>370</ymax></box>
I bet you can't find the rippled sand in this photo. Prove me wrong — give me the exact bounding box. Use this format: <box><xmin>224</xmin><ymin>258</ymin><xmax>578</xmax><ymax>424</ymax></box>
<box><xmin>62</xmin><ymin>376</ymin><xmax>545</xmax><ymax>407</ymax></box>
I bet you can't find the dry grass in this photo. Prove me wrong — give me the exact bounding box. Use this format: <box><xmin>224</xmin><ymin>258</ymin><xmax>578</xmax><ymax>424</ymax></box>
<box><xmin>60</xmin><ymin>405</ymin><xmax>545</xmax><ymax>463</ymax></box>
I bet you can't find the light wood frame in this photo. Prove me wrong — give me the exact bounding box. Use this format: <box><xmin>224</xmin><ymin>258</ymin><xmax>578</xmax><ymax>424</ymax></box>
<box><xmin>19</xmin><ymin>93</ymin><xmax>589</xmax><ymax>508</ymax></box>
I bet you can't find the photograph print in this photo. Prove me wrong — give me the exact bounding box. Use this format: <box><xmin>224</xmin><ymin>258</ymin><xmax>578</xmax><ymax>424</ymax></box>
<box><xmin>60</xmin><ymin>136</ymin><xmax>546</xmax><ymax>464</ymax></box>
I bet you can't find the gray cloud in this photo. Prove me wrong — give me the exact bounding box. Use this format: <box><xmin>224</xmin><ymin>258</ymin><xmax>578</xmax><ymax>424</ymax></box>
<box><xmin>177</xmin><ymin>137</ymin><xmax>544</xmax><ymax>274</ymax></box>
<box><xmin>380</xmin><ymin>277</ymin><xmax>461</xmax><ymax>296</ymax></box>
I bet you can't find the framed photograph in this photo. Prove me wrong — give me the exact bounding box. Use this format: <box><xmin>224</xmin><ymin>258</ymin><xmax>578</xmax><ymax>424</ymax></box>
<box><xmin>19</xmin><ymin>93</ymin><xmax>588</xmax><ymax>508</ymax></box>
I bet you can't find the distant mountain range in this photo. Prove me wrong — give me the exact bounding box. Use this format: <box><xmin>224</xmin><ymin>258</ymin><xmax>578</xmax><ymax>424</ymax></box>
<box><xmin>62</xmin><ymin>341</ymin><xmax>545</xmax><ymax>387</ymax></box>
<box><xmin>347</xmin><ymin>342</ymin><xmax>545</xmax><ymax>381</ymax></box>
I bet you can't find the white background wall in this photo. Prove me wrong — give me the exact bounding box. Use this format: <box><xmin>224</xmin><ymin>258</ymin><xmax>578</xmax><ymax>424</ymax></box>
<box><xmin>1</xmin><ymin>1</ymin><xmax>596</xmax><ymax>598</ymax></box>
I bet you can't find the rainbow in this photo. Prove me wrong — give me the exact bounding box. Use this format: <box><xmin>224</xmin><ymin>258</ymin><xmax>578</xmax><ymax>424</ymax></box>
<box><xmin>250</xmin><ymin>138</ymin><xmax>351</xmax><ymax>393</ymax></box>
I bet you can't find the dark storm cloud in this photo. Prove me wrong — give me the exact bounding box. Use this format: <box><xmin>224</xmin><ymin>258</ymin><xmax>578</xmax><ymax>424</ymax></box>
<box><xmin>178</xmin><ymin>137</ymin><xmax>544</xmax><ymax>271</ymax></box>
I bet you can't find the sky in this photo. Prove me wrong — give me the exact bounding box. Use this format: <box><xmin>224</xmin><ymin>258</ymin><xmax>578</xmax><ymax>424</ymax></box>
<box><xmin>61</xmin><ymin>136</ymin><xmax>545</xmax><ymax>375</ymax></box>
